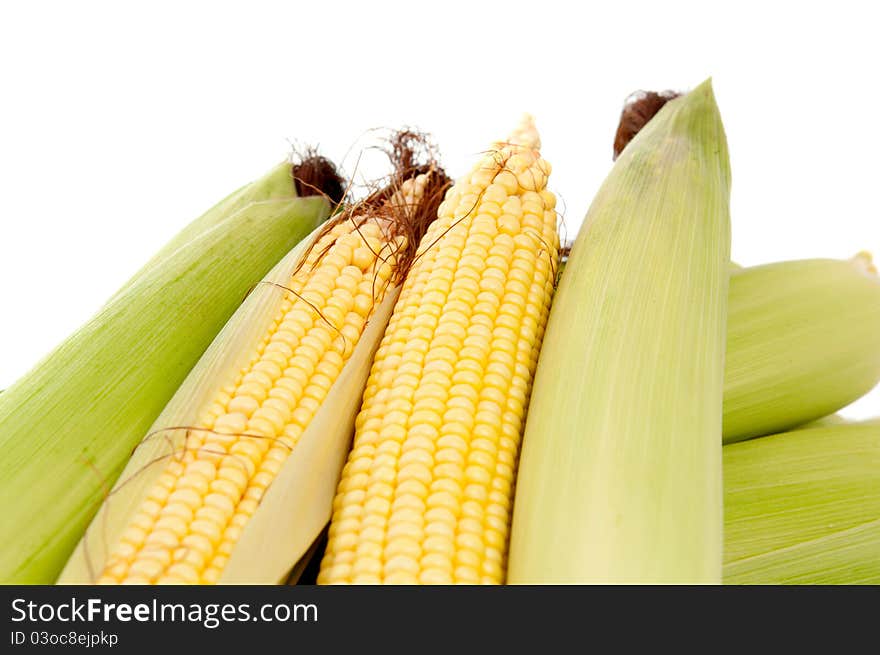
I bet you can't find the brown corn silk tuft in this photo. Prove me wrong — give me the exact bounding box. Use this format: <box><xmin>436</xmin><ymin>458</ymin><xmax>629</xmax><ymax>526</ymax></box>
<box><xmin>310</xmin><ymin>130</ymin><xmax>452</xmax><ymax>287</ymax></box>
<box><xmin>292</xmin><ymin>151</ymin><xmax>347</xmax><ymax>207</ymax></box>
<box><xmin>83</xmin><ymin>133</ymin><xmax>448</xmax><ymax>585</ymax></box>
<box><xmin>613</xmin><ymin>89</ymin><xmax>682</xmax><ymax>160</ymax></box>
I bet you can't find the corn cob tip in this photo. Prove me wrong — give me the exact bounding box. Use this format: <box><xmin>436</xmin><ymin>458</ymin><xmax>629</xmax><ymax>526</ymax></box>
<box><xmin>851</xmin><ymin>251</ymin><xmax>877</xmax><ymax>275</ymax></box>
<box><xmin>501</xmin><ymin>113</ymin><xmax>541</xmax><ymax>151</ymax></box>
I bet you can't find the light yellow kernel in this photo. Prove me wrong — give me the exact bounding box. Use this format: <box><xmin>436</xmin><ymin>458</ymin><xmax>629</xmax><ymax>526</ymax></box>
<box><xmin>252</xmin><ymin>360</ymin><xmax>283</xmax><ymax>381</ymax></box>
<box><xmin>120</xmin><ymin>575</ymin><xmax>151</xmax><ymax>585</ymax></box>
<box><xmin>153</xmin><ymin>515</ymin><xmax>189</xmax><ymax>538</ymax></box>
<box><xmin>236</xmin><ymin>498</ymin><xmax>259</xmax><ymax>517</ymax></box>
<box><xmin>351</xmin><ymin>557</ymin><xmax>382</xmax><ymax>577</ymax></box>
<box><xmin>276</xmin><ymin>375</ymin><xmax>305</xmax><ymax>398</ymax></box>
<box><xmin>420</xmin><ymin>568</ymin><xmax>454</xmax><ymax>585</ymax></box>
<box><xmin>425</xmin><ymin>507</ymin><xmax>457</xmax><ymax>526</ymax></box>
<box><xmin>195</xmin><ymin>505</ymin><xmax>229</xmax><ymax>534</ymax></box>
<box><xmin>166</xmin><ymin>488</ymin><xmax>203</xmax><ymax>510</ymax></box>
<box><xmin>454</xmin><ymin>546</ymin><xmax>481</xmax><ymax>570</ymax></box>
<box><xmin>425</xmin><ymin>522</ymin><xmax>455</xmax><ymax>543</ymax></box>
<box><xmin>261</xmin><ymin>458</ymin><xmax>283</xmax><ymax>477</ymax></box>
<box><xmin>143</xmin><ymin>529</ymin><xmax>179</xmax><ymax>549</ymax></box>
<box><xmin>178</xmin><ymin>533</ymin><xmax>212</xmax><ymax>558</ymax></box>
<box><xmin>384</xmin><ymin>538</ymin><xmax>421</xmax><ymax>560</ymax></box>
<box><xmin>127</xmin><ymin>558</ymin><xmax>166</xmax><ymax>581</ymax></box>
<box><xmin>213</xmin><ymin>413</ymin><xmax>248</xmax><ymax>436</ymax></box>
<box><xmin>203</xmin><ymin>492</ymin><xmax>236</xmax><ymax>515</ymax></box>
<box><xmin>363</xmin><ymin>496</ymin><xmax>391</xmax><ymax>517</ymax></box>
<box><xmin>353</xmin><ymin>247</ymin><xmax>376</xmax><ymax>271</ymax></box>
<box><xmin>251</xmin><ymin>470</ymin><xmax>275</xmax><ymax>489</ymax></box>
<box><xmin>229</xmin><ymin>440</ymin><xmax>264</xmax><ymax>467</ymax></box>
<box><xmin>250</xmin><ymin>406</ymin><xmax>287</xmax><ymax>435</ymax></box>
<box><xmin>422</xmin><ymin>534</ymin><xmax>456</xmax><ymax>558</ymax></box>
<box><xmin>242</xmin><ymin>370</ymin><xmax>273</xmax><ymax>390</ymax></box>
<box><xmin>195</xmin><ymin>568</ymin><xmax>219</xmax><ymax>584</ymax></box>
<box><xmin>191</xmin><ymin>519</ymin><xmax>224</xmax><ymax>545</ymax></box>
<box><xmin>385</xmin><ymin>571</ymin><xmax>419</xmax><ymax>585</ymax></box>
<box><xmin>164</xmin><ymin>563</ymin><xmax>200</xmax><ymax>584</ymax></box>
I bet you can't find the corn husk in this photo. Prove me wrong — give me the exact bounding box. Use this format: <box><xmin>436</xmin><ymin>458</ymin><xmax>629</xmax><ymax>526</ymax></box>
<box><xmin>723</xmin><ymin>254</ymin><xmax>880</xmax><ymax>443</ymax></box>
<box><xmin>723</xmin><ymin>420</ymin><xmax>880</xmax><ymax>584</ymax></box>
<box><xmin>0</xmin><ymin>180</ymin><xmax>328</xmax><ymax>583</ymax></box>
<box><xmin>794</xmin><ymin>414</ymin><xmax>849</xmax><ymax>430</ymax></box>
<box><xmin>507</xmin><ymin>79</ymin><xmax>730</xmax><ymax>583</ymax></box>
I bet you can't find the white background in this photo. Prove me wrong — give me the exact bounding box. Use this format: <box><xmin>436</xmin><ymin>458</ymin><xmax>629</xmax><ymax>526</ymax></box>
<box><xmin>1</xmin><ymin>1</ymin><xmax>878</xmax><ymax>417</ymax></box>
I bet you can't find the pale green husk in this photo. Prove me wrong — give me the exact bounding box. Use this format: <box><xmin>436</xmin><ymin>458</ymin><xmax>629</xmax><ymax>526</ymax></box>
<box><xmin>0</xmin><ymin>170</ymin><xmax>329</xmax><ymax>583</ymax></box>
<box><xmin>723</xmin><ymin>420</ymin><xmax>880</xmax><ymax>584</ymax></box>
<box><xmin>794</xmin><ymin>414</ymin><xmax>880</xmax><ymax>430</ymax></box>
<box><xmin>507</xmin><ymin>79</ymin><xmax>731</xmax><ymax>583</ymax></box>
<box><xmin>60</xmin><ymin>224</ymin><xmax>399</xmax><ymax>584</ymax></box>
<box><xmin>723</xmin><ymin>254</ymin><xmax>880</xmax><ymax>443</ymax></box>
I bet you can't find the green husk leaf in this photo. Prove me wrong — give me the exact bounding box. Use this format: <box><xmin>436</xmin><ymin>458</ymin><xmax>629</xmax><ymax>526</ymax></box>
<box><xmin>723</xmin><ymin>420</ymin><xmax>880</xmax><ymax>584</ymax></box>
<box><xmin>723</xmin><ymin>255</ymin><xmax>880</xmax><ymax>443</ymax></box>
<box><xmin>508</xmin><ymin>79</ymin><xmax>730</xmax><ymax>583</ymax></box>
<box><xmin>0</xmin><ymin>190</ymin><xmax>329</xmax><ymax>584</ymax></box>
<box><xmin>794</xmin><ymin>413</ymin><xmax>849</xmax><ymax>430</ymax></box>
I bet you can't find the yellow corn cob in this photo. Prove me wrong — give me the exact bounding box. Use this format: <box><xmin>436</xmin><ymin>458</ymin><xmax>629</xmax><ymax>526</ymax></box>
<box><xmin>318</xmin><ymin>117</ymin><xmax>559</xmax><ymax>585</ymax></box>
<box><xmin>101</xmin><ymin>223</ymin><xmax>398</xmax><ymax>585</ymax></box>
<box><xmin>60</xmin><ymin>147</ymin><xmax>449</xmax><ymax>584</ymax></box>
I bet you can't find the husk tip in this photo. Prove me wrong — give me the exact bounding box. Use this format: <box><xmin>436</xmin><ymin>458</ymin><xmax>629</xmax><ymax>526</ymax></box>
<box><xmin>851</xmin><ymin>251</ymin><xmax>877</xmax><ymax>275</ymax></box>
<box><xmin>693</xmin><ymin>77</ymin><xmax>715</xmax><ymax>98</ymax></box>
<box><xmin>675</xmin><ymin>77</ymin><xmax>722</xmax><ymax>124</ymax></box>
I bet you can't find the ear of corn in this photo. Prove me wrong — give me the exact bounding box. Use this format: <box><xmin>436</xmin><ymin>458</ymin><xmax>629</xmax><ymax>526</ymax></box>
<box><xmin>60</xmin><ymin>161</ymin><xmax>449</xmax><ymax>584</ymax></box>
<box><xmin>0</xmin><ymin>183</ymin><xmax>330</xmax><ymax>584</ymax></box>
<box><xmin>723</xmin><ymin>420</ymin><xmax>880</xmax><ymax>584</ymax></box>
<box><xmin>723</xmin><ymin>253</ymin><xmax>880</xmax><ymax>443</ymax></box>
<box><xmin>317</xmin><ymin>117</ymin><xmax>559</xmax><ymax>585</ymax></box>
<box><xmin>507</xmin><ymin>79</ymin><xmax>731</xmax><ymax>584</ymax></box>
